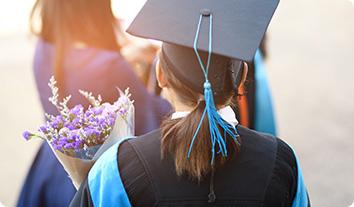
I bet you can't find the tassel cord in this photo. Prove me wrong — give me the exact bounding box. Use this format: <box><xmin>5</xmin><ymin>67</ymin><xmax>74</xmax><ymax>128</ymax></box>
<box><xmin>188</xmin><ymin>12</ymin><xmax>240</xmax><ymax>164</ymax></box>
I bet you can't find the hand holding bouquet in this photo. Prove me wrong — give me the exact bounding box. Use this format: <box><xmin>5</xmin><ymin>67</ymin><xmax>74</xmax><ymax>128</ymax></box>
<box><xmin>23</xmin><ymin>77</ymin><xmax>134</xmax><ymax>189</ymax></box>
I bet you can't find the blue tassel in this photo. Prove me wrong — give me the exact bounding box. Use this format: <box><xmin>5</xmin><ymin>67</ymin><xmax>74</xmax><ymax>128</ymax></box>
<box><xmin>187</xmin><ymin>81</ymin><xmax>240</xmax><ymax>164</ymax></box>
<box><xmin>187</xmin><ymin>13</ymin><xmax>240</xmax><ymax>164</ymax></box>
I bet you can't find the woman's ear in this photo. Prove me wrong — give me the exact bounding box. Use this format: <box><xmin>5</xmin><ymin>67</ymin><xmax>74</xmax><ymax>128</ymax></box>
<box><xmin>238</xmin><ymin>62</ymin><xmax>248</xmax><ymax>89</ymax></box>
<box><xmin>156</xmin><ymin>60</ymin><xmax>168</xmax><ymax>88</ymax></box>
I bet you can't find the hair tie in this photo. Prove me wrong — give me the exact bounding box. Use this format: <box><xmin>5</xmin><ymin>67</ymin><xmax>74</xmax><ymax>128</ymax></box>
<box><xmin>197</xmin><ymin>98</ymin><xmax>205</xmax><ymax>104</ymax></box>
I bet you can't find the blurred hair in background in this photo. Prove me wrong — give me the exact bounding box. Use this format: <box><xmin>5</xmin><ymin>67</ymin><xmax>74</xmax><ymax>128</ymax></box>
<box><xmin>29</xmin><ymin>0</ymin><xmax>124</xmax><ymax>95</ymax></box>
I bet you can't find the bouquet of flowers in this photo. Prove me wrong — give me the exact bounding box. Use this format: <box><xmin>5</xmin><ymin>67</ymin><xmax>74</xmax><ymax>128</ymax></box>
<box><xmin>23</xmin><ymin>77</ymin><xmax>134</xmax><ymax>189</ymax></box>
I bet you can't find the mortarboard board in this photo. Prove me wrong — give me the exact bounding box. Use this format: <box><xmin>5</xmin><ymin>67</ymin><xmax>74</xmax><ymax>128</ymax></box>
<box><xmin>127</xmin><ymin>0</ymin><xmax>279</xmax><ymax>163</ymax></box>
<box><xmin>127</xmin><ymin>0</ymin><xmax>279</xmax><ymax>61</ymax></box>
<box><xmin>127</xmin><ymin>0</ymin><xmax>279</xmax><ymax>93</ymax></box>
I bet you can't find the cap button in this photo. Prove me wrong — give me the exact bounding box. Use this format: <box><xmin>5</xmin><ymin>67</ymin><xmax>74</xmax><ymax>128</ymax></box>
<box><xmin>201</xmin><ymin>8</ymin><xmax>211</xmax><ymax>16</ymax></box>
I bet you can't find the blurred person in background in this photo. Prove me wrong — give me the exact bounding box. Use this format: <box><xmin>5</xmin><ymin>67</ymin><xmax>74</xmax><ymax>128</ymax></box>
<box><xmin>245</xmin><ymin>37</ymin><xmax>277</xmax><ymax>135</ymax></box>
<box><xmin>17</xmin><ymin>0</ymin><xmax>171</xmax><ymax>207</ymax></box>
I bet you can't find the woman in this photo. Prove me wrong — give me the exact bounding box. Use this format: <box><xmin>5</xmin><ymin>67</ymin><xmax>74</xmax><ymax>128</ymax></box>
<box><xmin>71</xmin><ymin>0</ymin><xmax>309</xmax><ymax>206</ymax></box>
<box><xmin>17</xmin><ymin>1</ymin><xmax>170</xmax><ymax>207</ymax></box>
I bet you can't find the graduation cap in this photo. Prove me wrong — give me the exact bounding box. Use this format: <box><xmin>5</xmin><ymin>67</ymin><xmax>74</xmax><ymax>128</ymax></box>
<box><xmin>127</xmin><ymin>0</ymin><xmax>279</xmax><ymax>163</ymax></box>
<box><xmin>127</xmin><ymin>0</ymin><xmax>279</xmax><ymax>91</ymax></box>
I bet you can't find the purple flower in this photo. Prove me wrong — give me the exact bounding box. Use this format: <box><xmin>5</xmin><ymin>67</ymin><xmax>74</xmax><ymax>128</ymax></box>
<box><xmin>72</xmin><ymin>117</ymin><xmax>81</xmax><ymax>124</ymax></box>
<box><xmin>64</xmin><ymin>143</ymin><xmax>73</xmax><ymax>149</ymax></box>
<box><xmin>85</xmin><ymin>110</ymin><xmax>93</xmax><ymax>117</ymax></box>
<box><xmin>39</xmin><ymin>125</ymin><xmax>49</xmax><ymax>134</ymax></box>
<box><xmin>92</xmin><ymin>107</ymin><xmax>104</xmax><ymax>115</ymax></box>
<box><xmin>69</xmin><ymin>134</ymin><xmax>81</xmax><ymax>142</ymax></box>
<box><xmin>53</xmin><ymin>145</ymin><xmax>63</xmax><ymax>151</ymax></box>
<box><xmin>50</xmin><ymin>115</ymin><xmax>65</xmax><ymax>129</ymax></box>
<box><xmin>85</xmin><ymin>127</ymin><xmax>101</xmax><ymax>138</ymax></box>
<box><xmin>56</xmin><ymin>141</ymin><xmax>66</xmax><ymax>147</ymax></box>
<box><xmin>118</xmin><ymin>107</ymin><xmax>128</xmax><ymax>116</ymax></box>
<box><xmin>97</xmin><ymin>117</ymin><xmax>107</xmax><ymax>126</ymax></box>
<box><xmin>22</xmin><ymin>131</ymin><xmax>32</xmax><ymax>140</ymax></box>
<box><xmin>72</xmin><ymin>141</ymin><xmax>83</xmax><ymax>149</ymax></box>
<box><xmin>107</xmin><ymin>117</ymin><xmax>116</xmax><ymax>126</ymax></box>
<box><xmin>70</xmin><ymin>105</ymin><xmax>83</xmax><ymax>115</ymax></box>
<box><xmin>64</xmin><ymin>123</ymin><xmax>76</xmax><ymax>130</ymax></box>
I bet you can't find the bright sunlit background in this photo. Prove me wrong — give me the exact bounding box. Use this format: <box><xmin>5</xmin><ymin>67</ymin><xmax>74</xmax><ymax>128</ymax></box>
<box><xmin>0</xmin><ymin>0</ymin><xmax>353</xmax><ymax>206</ymax></box>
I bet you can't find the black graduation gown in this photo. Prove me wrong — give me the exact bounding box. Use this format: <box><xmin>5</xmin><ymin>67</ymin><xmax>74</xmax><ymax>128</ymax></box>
<box><xmin>71</xmin><ymin>126</ymin><xmax>310</xmax><ymax>207</ymax></box>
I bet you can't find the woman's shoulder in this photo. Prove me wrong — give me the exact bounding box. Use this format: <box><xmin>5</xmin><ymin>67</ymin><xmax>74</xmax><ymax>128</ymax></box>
<box><xmin>118</xmin><ymin>129</ymin><xmax>161</xmax><ymax>160</ymax></box>
<box><xmin>238</xmin><ymin>125</ymin><xmax>298</xmax><ymax>177</ymax></box>
<box><xmin>237</xmin><ymin>125</ymin><xmax>298</xmax><ymax>205</ymax></box>
<box><xmin>238</xmin><ymin>125</ymin><xmax>297</xmax><ymax>162</ymax></box>
<box><xmin>118</xmin><ymin>129</ymin><xmax>162</xmax><ymax>169</ymax></box>
<box><xmin>117</xmin><ymin>130</ymin><xmax>161</xmax><ymax>206</ymax></box>
<box><xmin>35</xmin><ymin>38</ymin><xmax>131</xmax><ymax>72</ymax></box>
<box><xmin>264</xmin><ymin>137</ymin><xmax>298</xmax><ymax>205</ymax></box>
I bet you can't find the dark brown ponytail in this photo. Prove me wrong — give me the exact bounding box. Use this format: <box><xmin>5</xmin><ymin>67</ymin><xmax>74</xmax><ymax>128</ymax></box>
<box><xmin>160</xmin><ymin>53</ymin><xmax>241</xmax><ymax>180</ymax></box>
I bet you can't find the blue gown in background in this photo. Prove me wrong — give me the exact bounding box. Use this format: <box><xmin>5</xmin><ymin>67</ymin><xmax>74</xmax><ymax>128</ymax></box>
<box><xmin>254</xmin><ymin>50</ymin><xmax>277</xmax><ymax>135</ymax></box>
<box><xmin>17</xmin><ymin>40</ymin><xmax>171</xmax><ymax>207</ymax></box>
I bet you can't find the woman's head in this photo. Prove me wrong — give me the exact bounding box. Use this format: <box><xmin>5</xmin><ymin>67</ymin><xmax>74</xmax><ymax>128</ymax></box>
<box><xmin>158</xmin><ymin>43</ymin><xmax>248</xmax><ymax>180</ymax></box>
<box><xmin>30</xmin><ymin>0</ymin><xmax>123</xmax><ymax>96</ymax></box>
<box><xmin>30</xmin><ymin>0</ymin><xmax>121</xmax><ymax>51</ymax></box>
